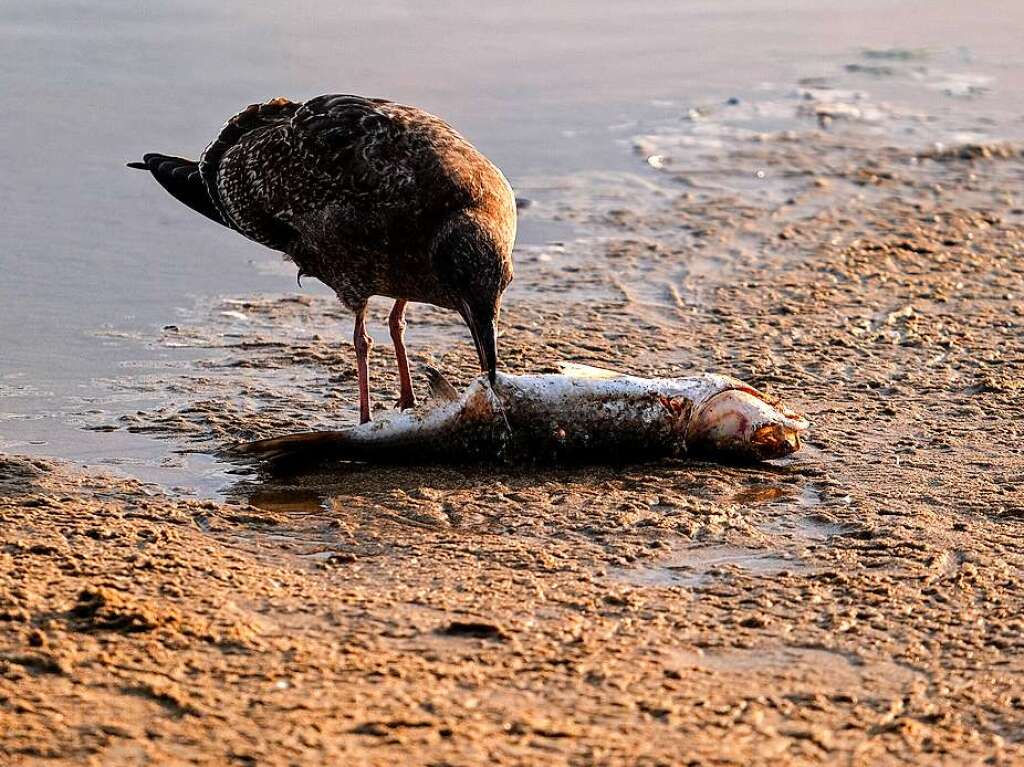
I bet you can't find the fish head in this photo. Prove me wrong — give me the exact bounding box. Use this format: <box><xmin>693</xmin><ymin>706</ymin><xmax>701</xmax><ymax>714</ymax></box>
<box><xmin>686</xmin><ymin>387</ymin><xmax>809</xmax><ymax>461</ymax></box>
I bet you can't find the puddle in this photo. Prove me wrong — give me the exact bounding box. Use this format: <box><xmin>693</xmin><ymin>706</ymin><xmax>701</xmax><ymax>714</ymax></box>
<box><xmin>247</xmin><ymin>489</ymin><xmax>328</xmax><ymax>515</ymax></box>
<box><xmin>616</xmin><ymin>492</ymin><xmax>852</xmax><ymax>586</ymax></box>
<box><xmin>615</xmin><ymin>543</ymin><xmax>808</xmax><ymax>587</ymax></box>
<box><xmin>732</xmin><ymin>484</ymin><xmax>856</xmax><ymax>545</ymax></box>
<box><xmin>731</xmin><ymin>483</ymin><xmax>821</xmax><ymax>507</ymax></box>
<box><xmin>298</xmin><ymin>550</ymin><xmax>358</xmax><ymax>566</ymax></box>
<box><xmin>731</xmin><ymin>484</ymin><xmax>794</xmax><ymax>505</ymax></box>
<box><xmin>761</xmin><ymin>513</ymin><xmax>853</xmax><ymax>543</ymax></box>
<box><xmin>669</xmin><ymin>645</ymin><xmax>925</xmax><ymax>693</ymax></box>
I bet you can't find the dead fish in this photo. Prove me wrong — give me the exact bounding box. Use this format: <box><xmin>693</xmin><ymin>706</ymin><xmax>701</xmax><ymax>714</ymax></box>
<box><xmin>234</xmin><ymin>364</ymin><xmax>808</xmax><ymax>466</ymax></box>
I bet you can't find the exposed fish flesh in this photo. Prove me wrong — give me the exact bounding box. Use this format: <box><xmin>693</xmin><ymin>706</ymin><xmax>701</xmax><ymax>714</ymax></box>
<box><xmin>235</xmin><ymin>364</ymin><xmax>808</xmax><ymax>466</ymax></box>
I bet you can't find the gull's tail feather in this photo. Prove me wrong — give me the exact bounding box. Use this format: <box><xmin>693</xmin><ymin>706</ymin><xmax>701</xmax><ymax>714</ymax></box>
<box><xmin>127</xmin><ymin>153</ymin><xmax>227</xmax><ymax>226</ymax></box>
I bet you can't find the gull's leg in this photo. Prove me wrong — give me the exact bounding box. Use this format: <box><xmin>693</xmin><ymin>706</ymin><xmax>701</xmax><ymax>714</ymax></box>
<box><xmin>353</xmin><ymin>304</ymin><xmax>373</xmax><ymax>424</ymax></box>
<box><xmin>389</xmin><ymin>299</ymin><xmax>416</xmax><ymax>410</ymax></box>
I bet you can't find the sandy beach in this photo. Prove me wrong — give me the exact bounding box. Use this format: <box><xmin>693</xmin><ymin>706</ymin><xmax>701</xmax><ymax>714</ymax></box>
<box><xmin>3</xmin><ymin>4</ymin><xmax>1024</xmax><ymax>764</ymax></box>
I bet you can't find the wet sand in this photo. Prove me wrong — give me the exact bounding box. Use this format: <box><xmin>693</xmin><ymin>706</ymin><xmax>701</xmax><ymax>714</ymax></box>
<box><xmin>5</xmin><ymin>45</ymin><xmax>1024</xmax><ymax>767</ymax></box>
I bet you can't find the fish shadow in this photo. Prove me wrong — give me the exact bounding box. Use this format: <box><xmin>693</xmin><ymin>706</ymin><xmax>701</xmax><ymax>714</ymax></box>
<box><xmin>223</xmin><ymin>450</ymin><xmax>816</xmax><ymax>525</ymax></box>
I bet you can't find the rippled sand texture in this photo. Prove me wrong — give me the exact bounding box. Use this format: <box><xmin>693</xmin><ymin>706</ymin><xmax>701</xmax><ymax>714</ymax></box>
<box><xmin>4</xmin><ymin>57</ymin><xmax>1024</xmax><ymax>764</ymax></box>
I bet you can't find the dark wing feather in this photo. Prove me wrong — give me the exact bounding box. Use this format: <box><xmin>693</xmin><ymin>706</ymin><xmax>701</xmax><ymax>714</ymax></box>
<box><xmin>288</xmin><ymin>95</ymin><xmax>463</xmax><ymax>206</ymax></box>
<box><xmin>197</xmin><ymin>94</ymin><xmax>477</xmax><ymax>265</ymax></box>
<box><xmin>286</xmin><ymin>95</ymin><xmax>472</xmax><ymax>235</ymax></box>
<box><xmin>291</xmin><ymin>94</ymin><xmax>392</xmax><ymax>144</ymax></box>
<box><xmin>287</xmin><ymin>95</ymin><xmax>417</xmax><ymax>209</ymax></box>
<box><xmin>204</xmin><ymin>95</ymin><xmax>425</xmax><ymax>254</ymax></box>
<box><xmin>199</xmin><ymin>97</ymin><xmax>302</xmax><ymax>250</ymax></box>
<box><xmin>127</xmin><ymin>153</ymin><xmax>226</xmax><ymax>226</ymax></box>
<box><xmin>290</xmin><ymin>94</ymin><xmax>396</xmax><ymax>186</ymax></box>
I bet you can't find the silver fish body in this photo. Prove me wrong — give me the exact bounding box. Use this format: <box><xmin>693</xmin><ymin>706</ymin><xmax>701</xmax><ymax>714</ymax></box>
<box><xmin>236</xmin><ymin>366</ymin><xmax>809</xmax><ymax>466</ymax></box>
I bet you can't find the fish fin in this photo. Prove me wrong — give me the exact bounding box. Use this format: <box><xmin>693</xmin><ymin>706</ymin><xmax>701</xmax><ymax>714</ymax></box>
<box><xmin>558</xmin><ymin>362</ymin><xmax>626</xmax><ymax>380</ymax></box>
<box><xmin>229</xmin><ymin>430</ymin><xmax>353</xmax><ymax>465</ymax></box>
<box><xmin>423</xmin><ymin>365</ymin><xmax>460</xmax><ymax>402</ymax></box>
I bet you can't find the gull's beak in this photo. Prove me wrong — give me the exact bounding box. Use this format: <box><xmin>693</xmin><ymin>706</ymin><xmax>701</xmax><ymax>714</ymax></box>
<box><xmin>460</xmin><ymin>301</ymin><xmax>498</xmax><ymax>384</ymax></box>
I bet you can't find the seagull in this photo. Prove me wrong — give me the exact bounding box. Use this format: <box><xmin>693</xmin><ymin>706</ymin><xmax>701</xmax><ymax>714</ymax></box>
<box><xmin>129</xmin><ymin>95</ymin><xmax>516</xmax><ymax>423</ymax></box>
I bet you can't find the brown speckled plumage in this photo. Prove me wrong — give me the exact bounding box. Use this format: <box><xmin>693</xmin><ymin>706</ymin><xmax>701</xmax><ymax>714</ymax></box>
<box><xmin>129</xmin><ymin>94</ymin><xmax>516</xmax><ymax>422</ymax></box>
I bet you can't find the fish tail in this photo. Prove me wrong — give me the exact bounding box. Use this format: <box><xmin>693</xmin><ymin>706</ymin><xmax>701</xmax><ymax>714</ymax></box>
<box><xmin>229</xmin><ymin>430</ymin><xmax>357</xmax><ymax>466</ymax></box>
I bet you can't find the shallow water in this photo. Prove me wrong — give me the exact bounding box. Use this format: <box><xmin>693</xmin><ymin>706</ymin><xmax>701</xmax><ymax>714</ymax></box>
<box><xmin>670</xmin><ymin>645</ymin><xmax>924</xmax><ymax>691</ymax></box>
<box><xmin>4</xmin><ymin>0</ymin><xmax>1024</xmax><ymax>494</ymax></box>
<box><xmin>614</xmin><ymin>543</ymin><xmax>810</xmax><ymax>587</ymax></box>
